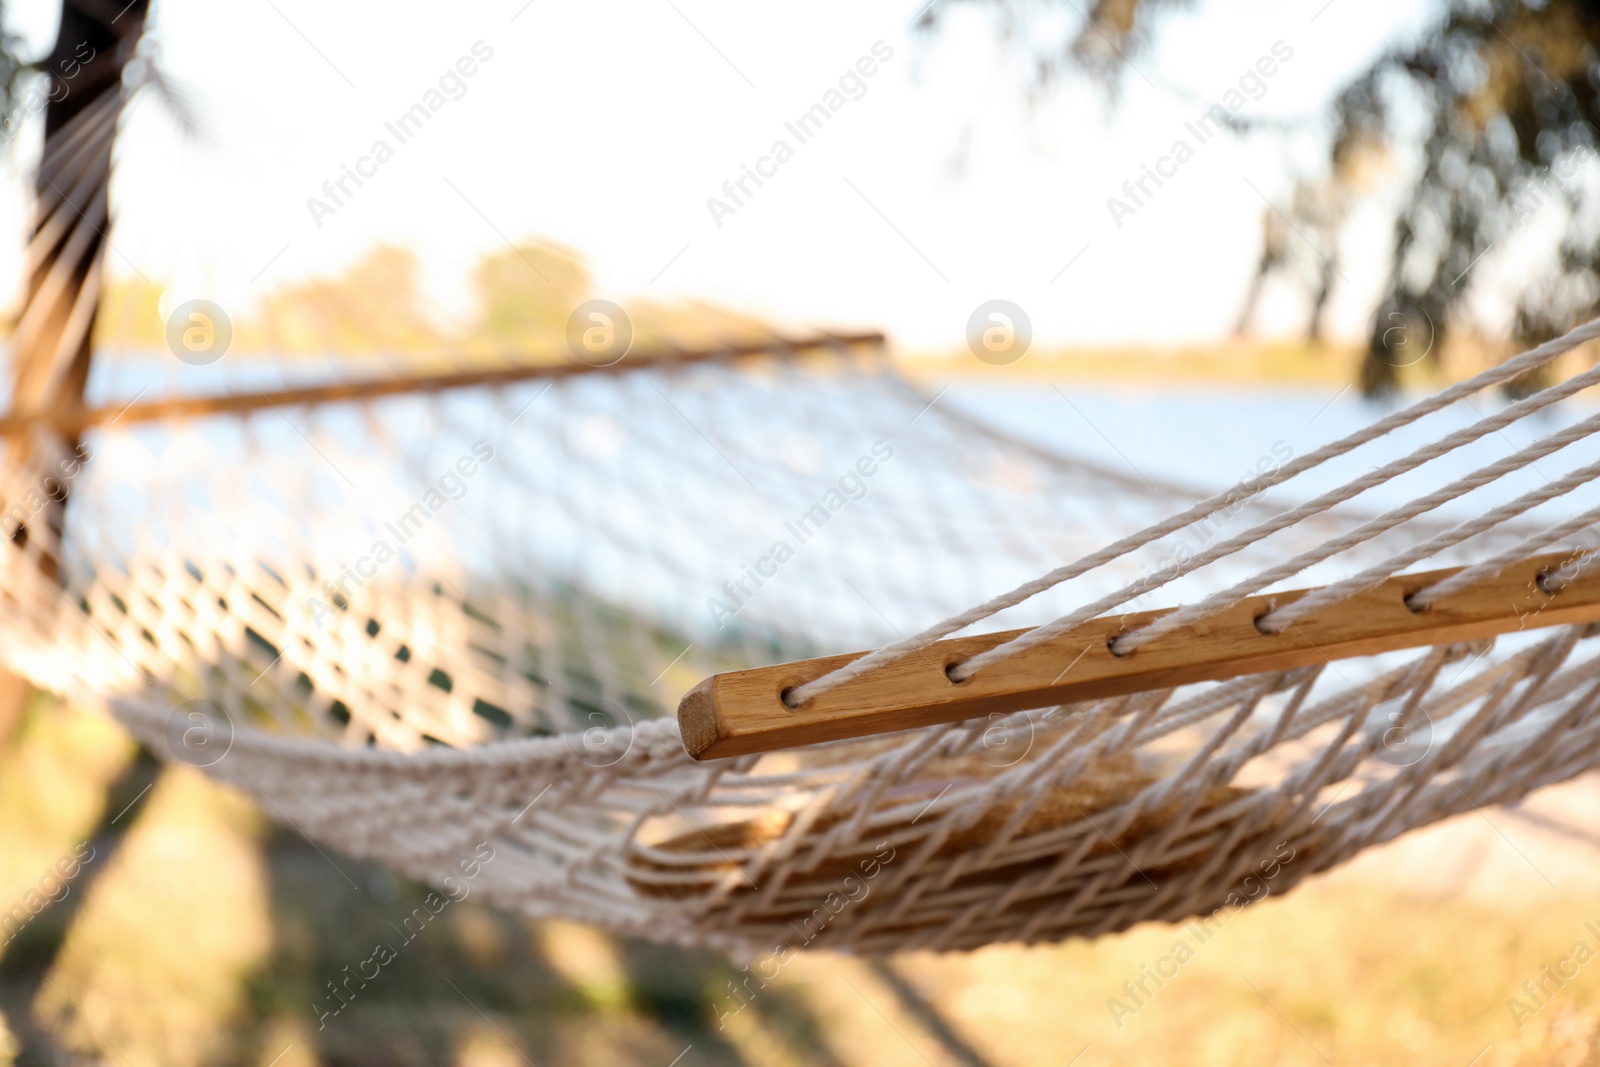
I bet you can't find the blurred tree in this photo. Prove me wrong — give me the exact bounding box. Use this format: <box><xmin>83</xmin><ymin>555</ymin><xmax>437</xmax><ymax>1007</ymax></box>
<box><xmin>0</xmin><ymin>1</ymin><xmax>150</xmax><ymax>743</ymax></box>
<box><xmin>469</xmin><ymin>239</ymin><xmax>590</xmax><ymax>353</ymax></box>
<box><xmin>0</xmin><ymin>4</ymin><xmax>154</xmax><ymax>1040</ymax></box>
<box><xmin>924</xmin><ymin>0</ymin><xmax>1600</xmax><ymax>394</ymax></box>
<box><xmin>253</xmin><ymin>245</ymin><xmax>445</xmax><ymax>357</ymax></box>
<box><xmin>10</xmin><ymin>0</ymin><xmax>151</xmax><ymax>421</ymax></box>
<box><xmin>466</xmin><ymin>240</ymin><xmax>778</xmax><ymax>356</ymax></box>
<box><xmin>94</xmin><ymin>275</ymin><xmax>165</xmax><ymax>351</ymax></box>
<box><xmin>97</xmin><ymin>240</ymin><xmax>784</xmax><ymax>363</ymax></box>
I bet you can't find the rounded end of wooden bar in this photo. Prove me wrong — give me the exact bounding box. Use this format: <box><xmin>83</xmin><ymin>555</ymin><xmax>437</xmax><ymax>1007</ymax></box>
<box><xmin>676</xmin><ymin>676</ymin><xmax>723</xmax><ymax>760</ymax></box>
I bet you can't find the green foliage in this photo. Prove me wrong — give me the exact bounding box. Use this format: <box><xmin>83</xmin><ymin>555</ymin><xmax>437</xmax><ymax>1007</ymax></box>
<box><xmin>927</xmin><ymin>0</ymin><xmax>1600</xmax><ymax>394</ymax></box>
<box><xmin>471</xmin><ymin>240</ymin><xmax>590</xmax><ymax>352</ymax></box>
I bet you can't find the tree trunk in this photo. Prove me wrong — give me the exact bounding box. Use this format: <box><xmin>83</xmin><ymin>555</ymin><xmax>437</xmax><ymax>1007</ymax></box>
<box><xmin>0</xmin><ymin>0</ymin><xmax>150</xmax><ymax>727</ymax></box>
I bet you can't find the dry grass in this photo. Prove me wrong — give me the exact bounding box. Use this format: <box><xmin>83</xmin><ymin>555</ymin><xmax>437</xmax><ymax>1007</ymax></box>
<box><xmin>3</xmin><ymin>695</ymin><xmax>1600</xmax><ymax>1065</ymax></box>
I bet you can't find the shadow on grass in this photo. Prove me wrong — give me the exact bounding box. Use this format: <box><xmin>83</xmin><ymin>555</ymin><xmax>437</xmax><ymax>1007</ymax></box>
<box><xmin>0</xmin><ymin>697</ymin><xmax>994</xmax><ymax>1067</ymax></box>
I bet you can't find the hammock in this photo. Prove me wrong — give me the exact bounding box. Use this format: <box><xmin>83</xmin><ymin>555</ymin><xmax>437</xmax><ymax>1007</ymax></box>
<box><xmin>1</xmin><ymin>321</ymin><xmax>1597</xmax><ymax>956</ymax></box>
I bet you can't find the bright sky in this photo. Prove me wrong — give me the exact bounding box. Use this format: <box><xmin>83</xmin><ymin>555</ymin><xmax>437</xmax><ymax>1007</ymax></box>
<box><xmin>0</xmin><ymin>0</ymin><xmax>1443</xmax><ymax>350</ymax></box>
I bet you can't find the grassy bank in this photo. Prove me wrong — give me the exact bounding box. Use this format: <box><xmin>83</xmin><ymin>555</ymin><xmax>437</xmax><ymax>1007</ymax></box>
<box><xmin>897</xmin><ymin>334</ymin><xmax>1599</xmax><ymax>393</ymax></box>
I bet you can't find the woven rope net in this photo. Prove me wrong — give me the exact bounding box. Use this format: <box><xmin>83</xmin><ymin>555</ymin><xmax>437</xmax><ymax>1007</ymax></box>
<box><xmin>2</xmin><ymin>324</ymin><xmax>1598</xmax><ymax>956</ymax></box>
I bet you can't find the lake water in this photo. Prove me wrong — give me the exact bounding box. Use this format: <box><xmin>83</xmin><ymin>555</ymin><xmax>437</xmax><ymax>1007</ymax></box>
<box><xmin>939</xmin><ymin>376</ymin><xmax>1597</xmax><ymax>521</ymax></box>
<box><xmin>74</xmin><ymin>352</ymin><xmax>1597</xmax><ymax>512</ymax></box>
<box><xmin>47</xmin><ymin>351</ymin><xmax>1600</xmax><ymax>652</ymax></box>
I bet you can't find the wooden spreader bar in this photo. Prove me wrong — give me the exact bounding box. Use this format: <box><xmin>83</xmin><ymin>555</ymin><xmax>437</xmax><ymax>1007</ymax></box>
<box><xmin>678</xmin><ymin>551</ymin><xmax>1600</xmax><ymax>760</ymax></box>
<box><xmin>0</xmin><ymin>332</ymin><xmax>885</xmax><ymax>436</ymax></box>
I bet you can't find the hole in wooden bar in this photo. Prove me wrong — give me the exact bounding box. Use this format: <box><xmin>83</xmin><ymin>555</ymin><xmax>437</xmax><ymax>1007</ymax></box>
<box><xmin>679</xmin><ymin>552</ymin><xmax>1600</xmax><ymax>760</ymax></box>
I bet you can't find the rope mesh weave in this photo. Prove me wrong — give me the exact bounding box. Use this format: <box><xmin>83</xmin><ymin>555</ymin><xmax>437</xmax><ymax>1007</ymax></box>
<box><xmin>0</xmin><ymin>331</ymin><xmax>1595</xmax><ymax>954</ymax></box>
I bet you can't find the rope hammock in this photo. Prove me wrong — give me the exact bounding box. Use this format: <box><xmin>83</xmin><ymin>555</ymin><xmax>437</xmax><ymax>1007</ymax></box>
<box><xmin>2</xmin><ymin>314</ymin><xmax>1599</xmax><ymax>956</ymax></box>
<box><xmin>5</xmin><ymin>14</ymin><xmax>1596</xmax><ymax>958</ymax></box>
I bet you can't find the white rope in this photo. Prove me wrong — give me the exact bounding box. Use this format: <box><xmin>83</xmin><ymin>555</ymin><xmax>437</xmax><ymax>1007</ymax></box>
<box><xmin>788</xmin><ymin>315</ymin><xmax>1600</xmax><ymax>705</ymax></box>
<box><xmin>1408</xmin><ymin>507</ymin><xmax>1600</xmax><ymax>607</ymax></box>
<box><xmin>1122</xmin><ymin>409</ymin><xmax>1600</xmax><ymax>647</ymax></box>
<box><xmin>959</xmin><ymin>367</ymin><xmax>1600</xmax><ymax>676</ymax></box>
<box><xmin>1255</xmin><ymin>455</ymin><xmax>1600</xmax><ymax>634</ymax></box>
